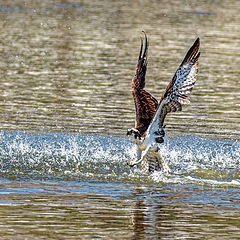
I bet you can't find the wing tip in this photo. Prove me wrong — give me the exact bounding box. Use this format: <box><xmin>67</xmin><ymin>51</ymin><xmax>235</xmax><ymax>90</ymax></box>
<box><xmin>138</xmin><ymin>31</ymin><xmax>148</xmax><ymax>60</ymax></box>
<box><xmin>133</xmin><ymin>31</ymin><xmax>149</xmax><ymax>90</ymax></box>
<box><xmin>182</xmin><ymin>37</ymin><xmax>200</xmax><ymax>65</ymax></box>
<box><xmin>195</xmin><ymin>37</ymin><xmax>200</xmax><ymax>46</ymax></box>
<box><xmin>141</xmin><ymin>31</ymin><xmax>148</xmax><ymax>60</ymax></box>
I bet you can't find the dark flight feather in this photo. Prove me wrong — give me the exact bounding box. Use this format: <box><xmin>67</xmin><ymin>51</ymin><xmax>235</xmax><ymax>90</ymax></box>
<box><xmin>132</xmin><ymin>32</ymin><xmax>158</xmax><ymax>136</ymax></box>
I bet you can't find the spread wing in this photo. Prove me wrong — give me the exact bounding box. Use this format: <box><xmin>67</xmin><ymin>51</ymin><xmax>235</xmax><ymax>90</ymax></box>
<box><xmin>132</xmin><ymin>32</ymin><xmax>158</xmax><ymax>136</ymax></box>
<box><xmin>149</xmin><ymin>38</ymin><xmax>200</xmax><ymax>132</ymax></box>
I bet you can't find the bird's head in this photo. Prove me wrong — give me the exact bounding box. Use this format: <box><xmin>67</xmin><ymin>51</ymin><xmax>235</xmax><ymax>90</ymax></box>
<box><xmin>127</xmin><ymin>128</ymin><xmax>141</xmax><ymax>140</ymax></box>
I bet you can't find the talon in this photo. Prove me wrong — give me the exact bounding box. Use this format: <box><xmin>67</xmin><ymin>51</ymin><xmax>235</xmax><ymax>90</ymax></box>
<box><xmin>127</xmin><ymin>160</ymin><xmax>136</xmax><ymax>167</ymax></box>
<box><xmin>127</xmin><ymin>158</ymin><xmax>143</xmax><ymax>167</ymax></box>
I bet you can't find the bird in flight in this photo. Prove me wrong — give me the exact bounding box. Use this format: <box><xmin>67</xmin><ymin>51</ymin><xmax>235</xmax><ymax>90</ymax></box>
<box><xmin>127</xmin><ymin>32</ymin><xmax>200</xmax><ymax>173</ymax></box>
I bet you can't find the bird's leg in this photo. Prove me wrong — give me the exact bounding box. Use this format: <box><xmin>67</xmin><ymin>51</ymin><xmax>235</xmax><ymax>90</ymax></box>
<box><xmin>128</xmin><ymin>145</ymin><xmax>151</xmax><ymax>167</ymax></box>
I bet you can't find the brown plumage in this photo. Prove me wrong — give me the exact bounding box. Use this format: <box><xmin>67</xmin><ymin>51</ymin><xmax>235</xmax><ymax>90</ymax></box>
<box><xmin>128</xmin><ymin>32</ymin><xmax>200</xmax><ymax>173</ymax></box>
<box><xmin>132</xmin><ymin>33</ymin><xmax>200</xmax><ymax>137</ymax></box>
<box><xmin>131</xmin><ymin>32</ymin><xmax>158</xmax><ymax>136</ymax></box>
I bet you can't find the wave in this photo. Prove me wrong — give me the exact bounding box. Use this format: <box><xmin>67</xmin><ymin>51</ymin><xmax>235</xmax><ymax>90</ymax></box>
<box><xmin>0</xmin><ymin>131</ymin><xmax>239</xmax><ymax>187</ymax></box>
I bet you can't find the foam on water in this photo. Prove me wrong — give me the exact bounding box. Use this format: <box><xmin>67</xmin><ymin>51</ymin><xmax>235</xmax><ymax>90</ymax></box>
<box><xmin>0</xmin><ymin>131</ymin><xmax>239</xmax><ymax>187</ymax></box>
<box><xmin>152</xmin><ymin>136</ymin><xmax>240</xmax><ymax>186</ymax></box>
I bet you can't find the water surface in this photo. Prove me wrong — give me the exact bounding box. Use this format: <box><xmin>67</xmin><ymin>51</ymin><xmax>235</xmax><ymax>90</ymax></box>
<box><xmin>0</xmin><ymin>0</ymin><xmax>239</xmax><ymax>239</ymax></box>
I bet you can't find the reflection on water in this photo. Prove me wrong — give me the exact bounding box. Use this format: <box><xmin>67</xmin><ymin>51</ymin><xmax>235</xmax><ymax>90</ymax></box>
<box><xmin>0</xmin><ymin>131</ymin><xmax>239</xmax><ymax>238</ymax></box>
<box><xmin>0</xmin><ymin>0</ymin><xmax>239</xmax><ymax>239</ymax></box>
<box><xmin>0</xmin><ymin>181</ymin><xmax>240</xmax><ymax>239</ymax></box>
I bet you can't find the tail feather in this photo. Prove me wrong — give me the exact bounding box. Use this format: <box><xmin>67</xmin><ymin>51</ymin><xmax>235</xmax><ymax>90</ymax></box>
<box><xmin>141</xmin><ymin>154</ymin><xmax>161</xmax><ymax>173</ymax></box>
<box><xmin>141</xmin><ymin>149</ymin><xmax>171</xmax><ymax>173</ymax></box>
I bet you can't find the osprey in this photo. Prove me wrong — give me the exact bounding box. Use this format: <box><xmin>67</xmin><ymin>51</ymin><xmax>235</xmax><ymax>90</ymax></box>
<box><xmin>127</xmin><ymin>32</ymin><xmax>200</xmax><ymax>173</ymax></box>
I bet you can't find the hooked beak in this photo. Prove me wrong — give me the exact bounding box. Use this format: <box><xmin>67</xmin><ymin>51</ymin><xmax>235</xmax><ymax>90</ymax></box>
<box><xmin>127</xmin><ymin>129</ymin><xmax>132</xmax><ymax>136</ymax></box>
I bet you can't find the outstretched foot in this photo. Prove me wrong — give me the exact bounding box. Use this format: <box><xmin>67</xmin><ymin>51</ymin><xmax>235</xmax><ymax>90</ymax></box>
<box><xmin>128</xmin><ymin>145</ymin><xmax>151</xmax><ymax>168</ymax></box>
<box><xmin>127</xmin><ymin>158</ymin><xmax>142</xmax><ymax>167</ymax></box>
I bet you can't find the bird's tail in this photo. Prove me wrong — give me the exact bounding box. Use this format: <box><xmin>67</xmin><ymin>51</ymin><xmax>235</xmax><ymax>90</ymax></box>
<box><xmin>141</xmin><ymin>149</ymin><xmax>171</xmax><ymax>173</ymax></box>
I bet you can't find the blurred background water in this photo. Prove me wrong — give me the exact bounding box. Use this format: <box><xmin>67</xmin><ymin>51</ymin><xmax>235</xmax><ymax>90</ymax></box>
<box><xmin>0</xmin><ymin>0</ymin><xmax>239</xmax><ymax>239</ymax></box>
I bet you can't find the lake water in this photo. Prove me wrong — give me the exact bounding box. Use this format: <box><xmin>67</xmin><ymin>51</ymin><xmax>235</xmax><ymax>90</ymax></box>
<box><xmin>0</xmin><ymin>0</ymin><xmax>239</xmax><ymax>239</ymax></box>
